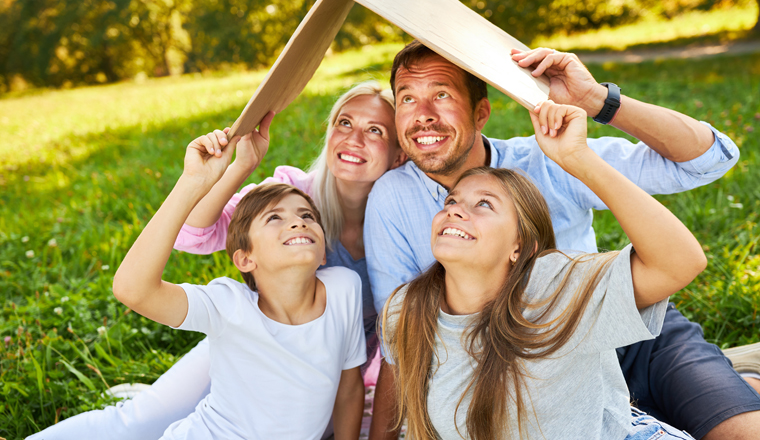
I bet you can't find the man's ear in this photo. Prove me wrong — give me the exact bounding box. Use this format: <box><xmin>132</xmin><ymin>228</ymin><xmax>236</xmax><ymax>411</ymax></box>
<box><xmin>390</xmin><ymin>148</ymin><xmax>408</xmax><ymax>170</ymax></box>
<box><xmin>232</xmin><ymin>249</ymin><xmax>257</xmax><ymax>273</ymax></box>
<box><xmin>474</xmin><ymin>97</ymin><xmax>491</xmax><ymax>132</ymax></box>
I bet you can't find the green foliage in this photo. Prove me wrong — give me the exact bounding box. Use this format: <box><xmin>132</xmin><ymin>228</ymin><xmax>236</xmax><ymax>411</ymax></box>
<box><xmin>535</xmin><ymin>2</ymin><xmax>759</xmax><ymax>51</ymax></box>
<box><xmin>1</xmin><ymin>39</ymin><xmax>760</xmax><ymax>440</ymax></box>
<box><xmin>2</xmin><ymin>0</ymin><xmax>757</xmax><ymax>91</ymax></box>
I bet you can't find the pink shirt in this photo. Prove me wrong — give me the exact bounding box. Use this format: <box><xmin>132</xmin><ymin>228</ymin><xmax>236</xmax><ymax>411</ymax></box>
<box><xmin>174</xmin><ymin>166</ymin><xmax>316</xmax><ymax>254</ymax></box>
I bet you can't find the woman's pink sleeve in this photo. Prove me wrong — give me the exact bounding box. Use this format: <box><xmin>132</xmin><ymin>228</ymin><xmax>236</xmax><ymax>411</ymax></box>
<box><xmin>173</xmin><ymin>166</ymin><xmax>315</xmax><ymax>254</ymax></box>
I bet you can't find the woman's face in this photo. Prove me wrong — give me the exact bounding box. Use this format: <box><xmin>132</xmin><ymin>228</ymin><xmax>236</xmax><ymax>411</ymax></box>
<box><xmin>431</xmin><ymin>174</ymin><xmax>521</xmax><ymax>272</ymax></box>
<box><xmin>326</xmin><ymin>94</ymin><xmax>405</xmax><ymax>184</ymax></box>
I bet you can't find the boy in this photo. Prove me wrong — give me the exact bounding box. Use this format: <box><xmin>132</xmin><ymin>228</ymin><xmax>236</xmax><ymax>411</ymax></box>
<box><xmin>113</xmin><ymin>131</ymin><xmax>365</xmax><ymax>439</ymax></box>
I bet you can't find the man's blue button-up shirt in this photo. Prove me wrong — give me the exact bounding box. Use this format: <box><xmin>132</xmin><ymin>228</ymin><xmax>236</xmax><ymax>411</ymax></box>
<box><xmin>365</xmin><ymin>123</ymin><xmax>739</xmax><ymax>316</ymax></box>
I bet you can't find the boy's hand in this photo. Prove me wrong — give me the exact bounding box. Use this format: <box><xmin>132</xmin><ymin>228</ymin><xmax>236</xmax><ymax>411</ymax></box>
<box><xmin>231</xmin><ymin>111</ymin><xmax>275</xmax><ymax>174</ymax></box>
<box><xmin>184</xmin><ymin>129</ymin><xmax>239</xmax><ymax>189</ymax></box>
<box><xmin>529</xmin><ymin>100</ymin><xmax>590</xmax><ymax>172</ymax></box>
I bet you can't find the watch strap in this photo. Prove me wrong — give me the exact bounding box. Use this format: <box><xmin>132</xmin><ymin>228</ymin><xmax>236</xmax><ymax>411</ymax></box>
<box><xmin>593</xmin><ymin>82</ymin><xmax>621</xmax><ymax>125</ymax></box>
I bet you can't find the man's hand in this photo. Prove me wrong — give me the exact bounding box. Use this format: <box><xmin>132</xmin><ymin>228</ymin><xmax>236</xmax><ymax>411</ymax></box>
<box><xmin>183</xmin><ymin>129</ymin><xmax>239</xmax><ymax>190</ymax></box>
<box><xmin>512</xmin><ymin>48</ymin><xmax>607</xmax><ymax>117</ymax></box>
<box><xmin>231</xmin><ymin>111</ymin><xmax>275</xmax><ymax>174</ymax></box>
<box><xmin>529</xmin><ymin>101</ymin><xmax>590</xmax><ymax>172</ymax></box>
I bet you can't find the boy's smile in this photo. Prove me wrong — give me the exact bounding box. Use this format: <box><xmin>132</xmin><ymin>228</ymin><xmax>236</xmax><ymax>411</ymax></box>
<box><xmin>247</xmin><ymin>193</ymin><xmax>326</xmax><ymax>273</ymax></box>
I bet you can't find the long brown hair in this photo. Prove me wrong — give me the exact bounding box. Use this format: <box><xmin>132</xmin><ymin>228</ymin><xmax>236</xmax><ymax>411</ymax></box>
<box><xmin>382</xmin><ymin>167</ymin><xmax>618</xmax><ymax>440</ymax></box>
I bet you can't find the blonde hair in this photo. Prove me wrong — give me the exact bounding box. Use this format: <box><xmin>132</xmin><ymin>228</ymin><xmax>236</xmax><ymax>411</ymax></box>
<box><xmin>308</xmin><ymin>81</ymin><xmax>396</xmax><ymax>251</ymax></box>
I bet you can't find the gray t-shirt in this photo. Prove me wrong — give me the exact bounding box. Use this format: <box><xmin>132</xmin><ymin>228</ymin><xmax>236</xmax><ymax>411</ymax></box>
<box><xmin>384</xmin><ymin>245</ymin><xmax>668</xmax><ymax>440</ymax></box>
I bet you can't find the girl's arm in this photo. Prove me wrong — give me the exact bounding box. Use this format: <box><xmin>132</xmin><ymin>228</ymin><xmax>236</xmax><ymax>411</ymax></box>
<box><xmin>530</xmin><ymin>102</ymin><xmax>707</xmax><ymax>309</ymax></box>
<box><xmin>332</xmin><ymin>367</ymin><xmax>364</xmax><ymax>440</ymax></box>
<box><xmin>185</xmin><ymin>112</ymin><xmax>274</xmax><ymax>228</ymax></box>
<box><xmin>113</xmin><ymin>133</ymin><xmax>239</xmax><ymax>327</ymax></box>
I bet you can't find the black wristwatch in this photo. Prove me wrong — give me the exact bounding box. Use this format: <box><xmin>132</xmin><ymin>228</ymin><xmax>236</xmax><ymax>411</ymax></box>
<box><xmin>592</xmin><ymin>82</ymin><xmax>621</xmax><ymax>125</ymax></box>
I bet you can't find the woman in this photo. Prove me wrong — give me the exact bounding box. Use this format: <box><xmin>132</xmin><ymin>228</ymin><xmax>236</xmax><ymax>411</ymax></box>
<box><xmin>381</xmin><ymin>102</ymin><xmax>705</xmax><ymax>440</ymax></box>
<box><xmin>31</xmin><ymin>81</ymin><xmax>406</xmax><ymax>440</ymax></box>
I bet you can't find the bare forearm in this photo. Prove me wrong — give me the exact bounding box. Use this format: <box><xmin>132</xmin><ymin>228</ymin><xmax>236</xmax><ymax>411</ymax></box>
<box><xmin>369</xmin><ymin>361</ymin><xmax>401</xmax><ymax>440</ymax></box>
<box><xmin>584</xmin><ymin>85</ymin><xmax>714</xmax><ymax>162</ymax></box>
<box><xmin>566</xmin><ymin>149</ymin><xmax>706</xmax><ymax>305</ymax></box>
<box><xmin>185</xmin><ymin>163</ymin><xmax>251</xmax><ymax>228</ymax></box>
<box><xmin>611</xmin><ymin>96</ymin><xmax>714</xmax><ymax>162</ymax></box>
<box><xmin>333</xmin><ymin>368</ymin><xmax>364</xmax><ymax>440</ymax></box>
<box><xmin>114</xmin><ymin>175</ymin><xmax>209</xmax><ymax>299</ymax></box>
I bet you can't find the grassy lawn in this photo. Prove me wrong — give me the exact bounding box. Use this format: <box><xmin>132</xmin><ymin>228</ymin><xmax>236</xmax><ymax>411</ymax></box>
<box><xmin>534</xmin><ymin>2</ymin><xmax>759</xmax><ymax>51</ymax></box>
<box><xmin>2</xmin><ymin>36</ymin><xmax>760</xmax><ymax>440</ymax></box>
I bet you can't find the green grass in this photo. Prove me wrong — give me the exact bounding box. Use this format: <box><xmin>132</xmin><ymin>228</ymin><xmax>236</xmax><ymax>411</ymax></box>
<box><xmin>534</xmin><ymin>3</ymin><xmax>759</xmax><ymax>52</ymax></box>
<box><xmin>2</xmin><ymin>41</ymin><xmax>760</xmax><ymax>439</ymax></box>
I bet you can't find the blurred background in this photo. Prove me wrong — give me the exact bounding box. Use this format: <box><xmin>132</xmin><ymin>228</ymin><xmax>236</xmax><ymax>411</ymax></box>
<box><xmin>0</xmin><ymin>0</ymin><xmax>758</xmax><ymax>92</ymax></box>
<box><xmin>1</xmin><ymin>1</ymin><xmax>759</xmax><ymax>439</ymax></box>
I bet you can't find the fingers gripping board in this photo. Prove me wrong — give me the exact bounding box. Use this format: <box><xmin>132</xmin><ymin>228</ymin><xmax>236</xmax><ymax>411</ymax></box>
<box><xmin>226</xmin><ymin>0</ymin><xmax>354</xmax><ymax>139</ymax></box>
<box><xmin>355</xmin><ymin>0</ymin><xmax>550</xmax><ymax>111</ymax></box>
<box><xmin>227</xmin><ymin>0</ymin><xmax>550</xmax><ymax>140</ymax></box>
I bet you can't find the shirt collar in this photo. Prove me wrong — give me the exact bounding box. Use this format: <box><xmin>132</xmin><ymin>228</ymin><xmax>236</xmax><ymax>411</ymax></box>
<box><xmin>410</xmin><ymin>135</ymin><xmax>497</xmax><ymax>202</ymax></box>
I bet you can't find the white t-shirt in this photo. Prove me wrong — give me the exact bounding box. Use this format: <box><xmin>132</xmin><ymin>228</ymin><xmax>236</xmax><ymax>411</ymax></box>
<box><xmin>160</xmin><ymin>266</ymin><xmax>367</xmax><ymax>440</ymax></box>
<box><xmin>385</xmin><ymin>245</ymin><xmax>669</xmax><ymax>440</ymax></box>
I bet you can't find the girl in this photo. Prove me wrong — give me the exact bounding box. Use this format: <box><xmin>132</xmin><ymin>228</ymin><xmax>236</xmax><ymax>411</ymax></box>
<box><xmin>382</xmin><ymin>101</ymin><xmax>705</xmax><ymax>440</ymax></box>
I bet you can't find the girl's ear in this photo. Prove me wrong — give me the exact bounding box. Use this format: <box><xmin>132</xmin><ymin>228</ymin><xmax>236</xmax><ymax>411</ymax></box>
<box><xmin>512</xmin><ymin>241</ymin><xmax>539</xmax><ymax>263</ymax></box>
<box><xmin>233</xmin><ymin>249</ymin><xmax>257</xmax><ymax>273</ymax></box>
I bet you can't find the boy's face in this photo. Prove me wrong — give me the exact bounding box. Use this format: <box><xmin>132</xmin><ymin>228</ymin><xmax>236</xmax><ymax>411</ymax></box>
<box><xmin>246</xmin><ymin>193</ymin><xmax>326</xmax><ymax>273</ymax></box>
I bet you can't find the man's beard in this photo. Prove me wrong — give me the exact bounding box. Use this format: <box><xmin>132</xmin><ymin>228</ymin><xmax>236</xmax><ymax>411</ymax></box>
<box><xmin>403</xmin><ymin>120</ymin><xmax>477</xmax><ymax>176</ymax></box>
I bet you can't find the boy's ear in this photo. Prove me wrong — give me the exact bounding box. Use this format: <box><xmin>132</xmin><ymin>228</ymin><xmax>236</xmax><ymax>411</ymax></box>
<box><xmin>233</xmin><ymin>249</ymin><xmax>257</xmax><ymax>273</ymax></box>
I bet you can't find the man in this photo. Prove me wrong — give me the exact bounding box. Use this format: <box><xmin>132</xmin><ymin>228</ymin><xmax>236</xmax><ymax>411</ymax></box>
<box><xmin>365</xmin><ymin>40</ymin><xmax>760</xmax><ymax>439</ymax></box>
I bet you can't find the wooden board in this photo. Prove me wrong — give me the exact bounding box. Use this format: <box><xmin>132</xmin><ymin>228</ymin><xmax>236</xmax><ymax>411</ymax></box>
<box><xmin>355</xmin><ymin>0</ymin><xmax>550</xmax><ymax>111</ymax></box>
<box><xmin>228</xmin><ymin>0</ymin><xmax>550</xmax><ymax>140</ymax></box>
<box><xmin>226</xmin><ymin>0</ymin><xmax>354</xmax><ymax>139</ymax></box>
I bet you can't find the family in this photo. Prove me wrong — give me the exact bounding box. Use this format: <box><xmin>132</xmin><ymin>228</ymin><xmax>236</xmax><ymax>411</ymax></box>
<box><xmin>30</xmin><ymin>41</ymin><xmax>760</xmax><ymax>440</ymax></box>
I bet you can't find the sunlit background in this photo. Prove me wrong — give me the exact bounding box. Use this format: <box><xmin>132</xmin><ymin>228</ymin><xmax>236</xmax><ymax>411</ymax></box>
<box><xmin>1</xmin><ymin>1</ymin><xmax>759</xmax><ymax>438</ymax></box>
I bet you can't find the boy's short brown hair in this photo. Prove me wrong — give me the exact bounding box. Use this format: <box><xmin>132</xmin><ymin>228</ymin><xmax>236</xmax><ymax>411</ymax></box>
<box><xmin>226</xmin><ymin>183</ymin><xmax>323</xmax><ymax>290</ymax></box>
<box><xmin>390</xmin><ymin>40</ymin><xmax>488</xmax><ymax>111</ymax></box>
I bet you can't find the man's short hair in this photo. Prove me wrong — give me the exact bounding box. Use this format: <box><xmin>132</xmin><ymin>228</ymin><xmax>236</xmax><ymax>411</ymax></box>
<box><xmin>390</xmin><ymin>40</ymin><xmax>488</xmax><ymax>111</ymax></box>
<box><xmin>226</xmin><ymin>183</ymin><xmax>323</xmax><ymax>291</ymax></box>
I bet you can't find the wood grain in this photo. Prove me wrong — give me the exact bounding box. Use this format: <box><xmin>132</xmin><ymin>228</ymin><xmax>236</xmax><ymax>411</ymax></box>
<box><xmin>226</xmin><ymin>0</ymin><xmax>354</xmax><ymax>139</ymax></box>
<box><xmin>228</xmin><ymin>0</ymin><xmax>550</xmax><ymax>141</ymax></box>
<box><xmin>355</xmin><ymin>0</ymin><xmax>550</xmax><ymax>110</ymax></box>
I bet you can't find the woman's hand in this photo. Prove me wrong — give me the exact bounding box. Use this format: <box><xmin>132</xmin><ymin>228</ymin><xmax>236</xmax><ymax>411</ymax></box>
<box><xmin>183</xmin><ymin>129</ymin><xmax>239</xmax><ymax>190</ymax></box>
<box><xmin>231</xmin><ymin>111</ymin><xmax>275</xmax><ymax>174</ymax></box>
<box><xmin>529</xmin><ymin>101</ymin><xmax>590</xmax><ymax>172</ymax></box>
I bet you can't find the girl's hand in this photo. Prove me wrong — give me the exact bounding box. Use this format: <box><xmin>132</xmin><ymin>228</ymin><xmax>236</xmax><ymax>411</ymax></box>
<box><xmin>183</xmin><ymin>129</ymin><xmax>240</xmax><ymax>189</ymax></box>
<box><xmin>232</xmin><ymin>111</ymin><xmax>275</xmax><ymax>174</ymax></box>
<box><xmin>529</xmin><ymin>101</ymin><xmax>590</xmax><ymax>171</ymax></box>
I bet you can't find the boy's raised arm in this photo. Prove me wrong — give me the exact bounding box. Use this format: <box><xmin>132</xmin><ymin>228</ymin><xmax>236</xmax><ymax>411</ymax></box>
<box><xmin>113</xmin><ymin>133</ymin><xmax>239</xmax><ymax>327</ymax></box>
<box><xmin>185</xmin><ymin>112</ymin><xmax>274</xmax><ymax>228</ymax></box>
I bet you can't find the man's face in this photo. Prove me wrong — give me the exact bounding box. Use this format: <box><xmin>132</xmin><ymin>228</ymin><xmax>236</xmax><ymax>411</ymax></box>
<box><xmin>394</xmin><ymin>55</ymin><xmax>478</xmax><ymax>176</ymax></box>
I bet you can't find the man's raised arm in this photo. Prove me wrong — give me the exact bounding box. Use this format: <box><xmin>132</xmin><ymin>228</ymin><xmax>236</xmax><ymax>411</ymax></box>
<box><xmin>511</xmin><ymin>48</ymin><xmax>715</xmax><ymax>162</ymax></box>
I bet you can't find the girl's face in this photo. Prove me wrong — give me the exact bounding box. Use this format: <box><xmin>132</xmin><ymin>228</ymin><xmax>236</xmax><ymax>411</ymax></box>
<box><xmin>431</xmin><ymin>174</ymin><xmax>521</xmax><ymax>271</ymax></box>
<box><xmin>326</xmin><ymin>95</ymin><xmax>406</xmax><ymax>184</ymax></box>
